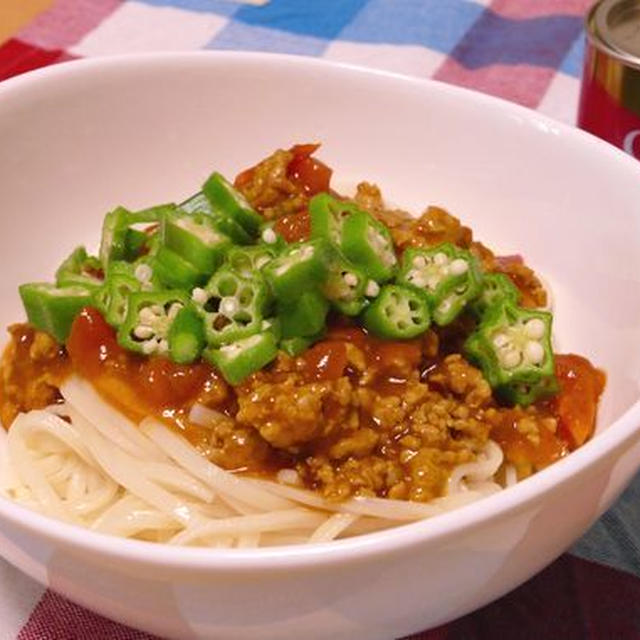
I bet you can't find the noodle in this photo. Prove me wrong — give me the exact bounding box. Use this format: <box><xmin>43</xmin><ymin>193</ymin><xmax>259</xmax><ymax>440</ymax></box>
<box><xmin>0</xmin><ymin>376</ymin><xmax>506</xmax><ymax>547</ymax></box>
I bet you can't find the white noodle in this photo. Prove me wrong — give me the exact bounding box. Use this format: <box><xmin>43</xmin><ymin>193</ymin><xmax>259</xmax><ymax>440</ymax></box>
<box><xmin>139</xmin><ymin>418</ymin><xmax>294</xmax><ymax>512</ymax></box>
<box><xmin>61</xmin><ymin>378</ymin><xmax>167</xmax><ymax>462</ymax></box>
<box><xmin>505</xmin><ymin>464</ymin><xmax>518</xmax><ymax>487</ymax></box>
<box><xmin>0</xmin><ymin>375</ymin><xmax>506</xmax><ymax>547</ymax></box>
<box><xmin>310</xmin><ymin>513</ymin><xmax>359</xmax><ymax>543</ymax></box>
<box><xmin>447</xmin><ymin>440</ymin><xmax>504</xmax><ymax>495</ymax></box>
<box><xmin>188</xmin><ymin>403</ymin><xmax>231</xmax><ymax>428</ymax></box>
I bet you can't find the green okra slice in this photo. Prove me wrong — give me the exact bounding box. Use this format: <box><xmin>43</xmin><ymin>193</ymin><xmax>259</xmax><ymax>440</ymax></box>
<box><xmin>309</xmin><ymin>193</ymin><xmax>360</xmax><ymax>246</ymax></box>
<box><xmin>261</xmin><ymin>317</ymin><xmax>282</xmax><ymax>343</ymax></box>
<box><xmin>92</xmin><ymin>273</ymin><xmax>141</xmax><ymax>328</ymax></box>
<box><xmin>180</xmin><ymin>192</ymin><xmax>249</xmax><ymax>245</ymax></box>
<box><xmin>19</xmin><ymin>283</ymin><xmax>93</xmax><ymax>344</ymax></box>
<box><xmin>464</xmin><ymin>302</ymin><xmax>555</xmax><ymax>406</ymax></box>
<box><xmin>279</xmin><ymin>333</ymin><xmax>323</xmax><ymax>357</ymax></box>
<box><xmin>225</xmin><ymin>245</ymin><xmax>278</xmax><ymax>279</ymax></box>
<box><xmin>279</xmin><ymin>290</ymin><xmax>329</xmax><ymax>339</ymax></box>
<box><xmin>180</xmin><ymin>192</ymin><xmax>213</xmax><ymax>215</ymax></box>
<box><xmin>202</xmin><ymin>172</ymin><xmax>263</xmax><ymax>235</ymax></box>
<box><xmin>192</xmin><ymin>267</ymin><xmax>268</xmax><ymax>347</ymax></box>
<box><xmin>117</xmin><ymin>290</ymin><xmax>190</xmax><ymax>357</ymax></box>
<box><xmin>204</xmin><ymin>332</ymin><xmax>278</xmax><ymax>385</ymax></box>
<box><xmin>321</xmin><ymin>251</ymin><xmax>368</xmax><ymax>316</ymax></box>
<box><xmin>55</xmin><ymin>246</ymin><xmax>103</xmax><ymax>291</ymax></box>
<box><xmin>99</xmin><ymin>204</ymin><xmax>169</xmax><ymax>267</ymax></box>
<box><xmin>167</xmin><ymin>305</ymin><xmax>206</xmax><ymax>364</ymax></box>
<box><xmin>152</xmin><ymin>246</ymin><xmax>206</xmax><ymax>291</ymax></box>
<box><xmin>262</xmin><ymin>239</ymin><xmax>330</xmax><ymax>301</ymax></box>
<box><xmin>162</xmin><ymin>209</ymin><xmax>231</xmax><ymax>274</ymax></box>
<box><xmin>396</xmin><ymin>243</ymin><xmax>483</xmax><ymax>326</ymax></box>
<box><xmin>341</xmin><ymin>209</ymin><xmax>398</xmax><ymax>282</ymax></box>
<box><xmin>470</xmin><ymin>272</ymin><xmax>520</xmax><ymax>318</ymax></box>
<box><xmin>362</xmin><ymin>284</ymin><xmax>430</xmax><ymax>340</ymax></box>
<box><xmin>106</xmin><ymin>258</ymin><xmax>159</xmax><ymax>291</ymax></box>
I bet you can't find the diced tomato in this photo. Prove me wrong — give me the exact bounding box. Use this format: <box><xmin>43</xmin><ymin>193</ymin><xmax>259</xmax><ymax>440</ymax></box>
<box><xmin>67</xmin><ymin>307</ymin><xmax>121</xmax><ymax>378</ymax></box>
<box><xmin>286</xmin><ymin>143</ymin><xmax>332</xmax><ymax>196</ymax></box>
<box><xmin>274</xmin><ymin>210</ymin><xmax>311</xmax><ymax>243</ymax></box>
<box><xmin>302</xmin><ymin>340</ymin><xmax>348</xmax><ymax>382</ymax></box>
<box><xmin>553</xmin><ymin>353</ymin><xmax>606</xmax><ymax>449</ymax></box>
<box><xmin>234</xmin><ymin>167</ymin><xmax>254</xmax><ymax>189</ymax></box>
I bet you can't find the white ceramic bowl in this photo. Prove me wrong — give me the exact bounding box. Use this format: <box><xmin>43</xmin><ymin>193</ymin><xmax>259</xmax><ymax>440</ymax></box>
<box><xmin>1</xmin><ymin>52</ymin><xmax>640</xmax><ymax>640</ymax></box>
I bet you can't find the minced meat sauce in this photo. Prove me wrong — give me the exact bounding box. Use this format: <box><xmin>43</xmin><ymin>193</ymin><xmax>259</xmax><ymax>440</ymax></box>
<box><xmin>0</xmin><ymin>146</ymin><xmax>606</xmax><ymax>503</ymax></box>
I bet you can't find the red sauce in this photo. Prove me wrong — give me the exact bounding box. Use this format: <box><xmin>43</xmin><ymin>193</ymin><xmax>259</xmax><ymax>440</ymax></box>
<box><xmin>66</xmin><ymin>308</ymin><xmax>221</xmax><ymax>442</ymax></box>
<box><xmin>302</xmin><ymin>340</ymin><xmax>348</xmax><ymax>381</ymax></box>
<box><xmin>490</xmin><ymin>408</ymin><xmax>569</xmax><ymax>471</ymax></box>
<box><xmin>553</xmin><ymin>353</ymin><xmax>606</xmax><ymax>449</ymax></box>
<box><xmin>489</xmin><ymin>353</ymin><xmax>605</xmax><ymax>470</ymax></box>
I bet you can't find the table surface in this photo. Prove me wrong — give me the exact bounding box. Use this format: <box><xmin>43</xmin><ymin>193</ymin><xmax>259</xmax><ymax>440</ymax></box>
<box><xmin>3</xmin><ymin>1</ymin><xmax>640</xmax><ymax>639</ymax></box>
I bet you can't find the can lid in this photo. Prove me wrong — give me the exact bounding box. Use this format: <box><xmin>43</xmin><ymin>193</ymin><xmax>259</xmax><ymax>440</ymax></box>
<box><xmin>593</xmin><ymin>0</ymin><xmax>640</xmax><ymax>59</ymax></box>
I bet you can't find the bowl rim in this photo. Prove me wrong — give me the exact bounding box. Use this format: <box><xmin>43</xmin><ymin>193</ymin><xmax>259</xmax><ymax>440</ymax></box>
<box><xmin>1</xmin><ymin>50</ymin><xmax>640</xmax><ymax>571</ymax></box>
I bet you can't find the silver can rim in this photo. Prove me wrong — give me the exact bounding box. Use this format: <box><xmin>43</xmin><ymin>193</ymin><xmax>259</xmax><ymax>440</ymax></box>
<box><xmin>586</xmin><ymin>0</ymin><xmax>640</xmax><ymax>71</ymax></box>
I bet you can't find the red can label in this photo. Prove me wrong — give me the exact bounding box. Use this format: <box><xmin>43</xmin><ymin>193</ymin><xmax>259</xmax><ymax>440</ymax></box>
<box><xmin>578</xmin><ymin>72</ymin><xmax>640</xmax><ymax>159</ymax></box>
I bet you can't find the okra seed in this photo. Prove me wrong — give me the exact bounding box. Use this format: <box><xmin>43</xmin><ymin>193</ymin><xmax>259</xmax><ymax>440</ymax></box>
<box><xmin>134</xmin><ymin>264</ymin><xmax>153</xmax><ymax>283</ymax></box>
<box><xmin>524</xmin><ymin>318</ymin><xmax>545</xmax><ymax>340</ymax></box>
<box><xmin>426</xmin><ymin>276</ymin><xmax>440</xmax><ymax>290</ymax></box>
<box><xmin>434</xmin><ymin>253</ymin><xmax>448</xmax><ymax>266</ymax></box>
<box><xmin>157</xmin><ymin>339</ymin><xmax>169</xmax><ymax>354</ymax></box>
<box><xmin>343</xmin><ymin>272</ymin><xmax>358</xmax><ymax>287</ymax></box>
<box><xmin>412</xmin><ymin>256</ymin><xmax>426</xmax><ymax>269</ymax></box>
<box><xmin>139</xmin><ymin>308</ymin><xmax>156</xmax><ymax>324</ymax></box>
<box><xmin>168</xmin><ymin>303</ymin><xmax>182</xmax><ymax>320</ymax></box>
<box><xmin>366</xmin><ymin>280</ymin><xmax>380</xmax><ymax>297</ymax></box>
<box><xmin>450</xmin><ymin>259</ymin><xmax>469</xmax><ymax>276</ymax></box>
<box><xmin>220</xmin><ymin>297</ymin><xmax>239</xmax><ymax>316</ymax></box>
<box><xmin>262</xmin><ymin>228</ymin><xmax>277</xmax><ymax>244</ymax></box>
<box><xmin>524</xmin><ymin>340</ymin><xmax>544</xmax><ymax>365</ymax></box>
<box><xmin>141</xmin><ymin>340</ymin><xmax>157</xmax><ymax>355</ymax></box>
<box><xmin>501</xmin><ymin>349</ymin><xmax>521</xmax><ymax>369</ymax></box>
<box><xmin>493</xmin><ymin>333</ymin><xmax>509</xmax><ymax>348</ymax></box>
<box><xmin>192</xmin><ymin>288</ymin><xmax>208</xmax><ymax>304</ymax></box>
<box><xmin>133</xmin><ymin>325</ymin><xmax>154</xmax><ymax>339</ymax></box>
<box><xmin>150</xmin><ymin>304</ymin><xmax>163</xmax><ymax>315</ymax></box>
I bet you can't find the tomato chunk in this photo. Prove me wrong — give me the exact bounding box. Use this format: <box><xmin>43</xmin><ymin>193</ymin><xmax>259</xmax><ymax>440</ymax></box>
<box><xmin>553</xmin><ymin>353</ymin><xmax>606</xmax><ymax>449</ymax></box>
<box><xmin>274</xmin><ymin>210</ymin><xmax>311</xmax><ymax>243</ymax></box>
<box><xmin>286</xmin><ymin>143</ymin><xmax>332</xmax><ymax>196</ymax></box>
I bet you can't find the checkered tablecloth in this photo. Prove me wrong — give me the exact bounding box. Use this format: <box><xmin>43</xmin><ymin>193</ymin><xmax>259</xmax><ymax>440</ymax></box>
<box><xmin>3</xmin><ymin>1</ymin><xmax>640</xmax><ymax>639</ymax></box>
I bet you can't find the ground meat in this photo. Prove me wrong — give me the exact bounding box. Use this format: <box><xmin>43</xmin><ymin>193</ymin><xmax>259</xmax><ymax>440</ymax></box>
<box><xmin>427</xmin><ymin>354</ymin><xmax>492</xmax><ymax>408</ymax></box>
<box><xmin>1</xmin><ymin>325</ymin><xmax>69</xmax><ymax>428</ymax></box>
<box><xmin>235</xmin><ymin>148</ymin><xmax>309</xmax><ymax>220</ymax></box>
<box><xmin>302</xmin><ymin>454</ymin><xmax>405</xmax><ymax>501</ymax></box>
<box><xmin>235</xmin><ymin>374</ymin><xmax>357</xmax><ymax>450</ymax></box>
<box><xmin>205</xmin><ymin>415</ymin><xmax>272</xmax><ymax>471</ymax></box>
<box><xmin>497</xmin><ymin>261</ymin><xmax>548</xmax><ymax>308</ymax></box>
<box><xmin>385</xmin><ymin>206</ymin><xmax>474</xmax><ymax>253</ymax></box>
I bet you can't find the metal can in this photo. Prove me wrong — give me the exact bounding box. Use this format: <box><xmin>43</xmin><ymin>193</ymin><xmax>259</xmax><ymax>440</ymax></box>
<box><xmin>578</xmin><ymin>0</ymin><xmax>640</xmax><ymax>158</ymax></box>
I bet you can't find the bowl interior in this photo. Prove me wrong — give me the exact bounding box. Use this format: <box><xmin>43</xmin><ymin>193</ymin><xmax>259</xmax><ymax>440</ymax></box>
<box><xmin>0</xmin><ymin>53</ymin><xmax>639</xmax><ymax>437</ymax></box>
